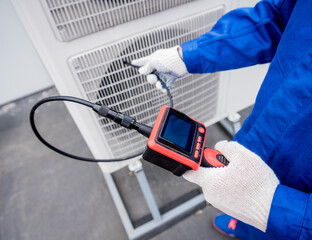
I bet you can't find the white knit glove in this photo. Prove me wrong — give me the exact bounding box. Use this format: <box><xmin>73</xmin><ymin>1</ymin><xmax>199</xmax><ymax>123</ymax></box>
<box><xmin>183</xmin><ymin>141</ymin><xmax>279</xmax><ymax>232</ymax></box>
<box><xmin>131</xmin><ymin>46</ymin><xmax>188</xmax><ymax>92</ymax></box>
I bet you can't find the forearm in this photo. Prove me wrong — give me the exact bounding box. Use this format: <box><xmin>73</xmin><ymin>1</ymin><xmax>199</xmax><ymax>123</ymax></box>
<box><xmin>267</xmin><ymin>185</ymin><xmax>312</xmax><ymax>239</ymax></box>
<box><xmin>182</xmin><ymin>0</ymin><xmax>296</xmax><ymax>73</ymax></box>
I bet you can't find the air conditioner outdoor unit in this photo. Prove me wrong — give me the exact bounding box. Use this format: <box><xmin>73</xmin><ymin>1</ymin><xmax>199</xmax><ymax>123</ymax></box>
<box><xmin>11</xmin><ymin>0</ymin><xmax>265</xmax><ymax>238</ymax></box>
<box><xmin>11</xmin><ymin>0</ymin><xmax>266</xmax><ymax>173</ymax></box>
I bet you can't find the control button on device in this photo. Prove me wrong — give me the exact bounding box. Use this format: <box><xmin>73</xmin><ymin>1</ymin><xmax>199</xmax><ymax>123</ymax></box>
<box><xmin>194</xmin><ymin>150</ymin><xmax>199</xmax><ymax>158</ymax></box>
<box><xmin>198</xmin><ymin>127</ymin><xmax>205</xmax><ymax>134</ymax></box>
<box><xmin>197</xmin><ymin>136</ymin><xmax>202</xmax><ymax>143</ymax></box>
<box><xmin>196</xmin><ymin>143</ymin><xmax>201</xmax><ymax>150</ymax></box>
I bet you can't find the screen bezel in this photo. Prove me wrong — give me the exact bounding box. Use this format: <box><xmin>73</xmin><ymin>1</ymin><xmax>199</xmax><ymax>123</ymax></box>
<box><xmin>157</xmin><ymin>109</ymin><xmax>197</xmax><ymax>156</ymax></box>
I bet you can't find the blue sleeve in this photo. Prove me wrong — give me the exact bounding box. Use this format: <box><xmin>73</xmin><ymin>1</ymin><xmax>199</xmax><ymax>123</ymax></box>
<box><xmin>182</xmin><ymin>0</ymin><xmax>296</xmax><ymax>73</ymax></box>
<box><xmin>267</xmin><ymin>185</ymin><xmax>312</xmax><ymax>239</ymax></box>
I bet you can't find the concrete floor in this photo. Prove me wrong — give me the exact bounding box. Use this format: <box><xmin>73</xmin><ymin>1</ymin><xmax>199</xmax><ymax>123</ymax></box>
<box><xmin>0</xmin><ymin>87</ymin><xmax>252</xmax><ymax>240</ymax></box>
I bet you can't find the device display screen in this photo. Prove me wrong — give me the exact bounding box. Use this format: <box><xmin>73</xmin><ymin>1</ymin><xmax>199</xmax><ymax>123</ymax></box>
<box><xmin>160</xmin><ymin>110</ymin><xmax>196</xmax><ymax>154</ymax></box>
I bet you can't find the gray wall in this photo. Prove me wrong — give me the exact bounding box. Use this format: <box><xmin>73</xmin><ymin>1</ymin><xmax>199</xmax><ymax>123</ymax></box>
<box><xmin>0</xmin><ymin>0</ymin><xmax>53</xmax><ymax>106</ymax></box>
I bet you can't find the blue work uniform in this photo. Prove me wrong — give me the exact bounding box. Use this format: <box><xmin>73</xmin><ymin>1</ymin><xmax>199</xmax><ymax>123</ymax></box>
<box><xmin>182</xmin><ymin>0</ymin><xmax>312</xmax><ymax>239</ymax></box>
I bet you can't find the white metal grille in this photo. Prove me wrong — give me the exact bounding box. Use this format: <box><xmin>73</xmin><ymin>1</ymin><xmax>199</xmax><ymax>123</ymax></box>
<box><xmin>69</xmin><ymin>7</ymin><xmax>224</xmax><ymax>157</ymax></box>
<box><xmin>41</xmin><ymin>0</ymin><xmax>196</xmax><ymax>41</ymax></box>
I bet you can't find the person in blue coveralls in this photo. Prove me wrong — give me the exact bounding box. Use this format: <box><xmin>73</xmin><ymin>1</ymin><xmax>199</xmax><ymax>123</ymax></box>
<box><xmin>132</xmin><ymin>0</ymin><xmax>312</xmax><ymax>239</ymax></box>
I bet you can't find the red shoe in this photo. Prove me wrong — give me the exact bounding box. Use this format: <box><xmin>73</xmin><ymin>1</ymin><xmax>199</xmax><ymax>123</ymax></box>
<box><xmin>212</xmin><ymin>213</ymin><xmax>238</xmax><ymax>238</ymax></box>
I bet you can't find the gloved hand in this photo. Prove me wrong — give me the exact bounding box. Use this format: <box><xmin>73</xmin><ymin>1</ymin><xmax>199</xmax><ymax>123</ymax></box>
<box><xmin>131</xmin><ymin>46</ymin><xmax>188</xmax><ymax>92</ymax></box>
<box><xmin>183</xmin><ymin>141</ymin><xmax>279</xmax><ymax>232</ymax></box>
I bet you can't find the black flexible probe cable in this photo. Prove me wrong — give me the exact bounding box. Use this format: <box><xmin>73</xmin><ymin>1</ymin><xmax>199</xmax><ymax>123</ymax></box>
<box><xmin>30</xmin><ymin>96</ymin><xmax>147</xmax><ymax>162</ymax></box>
<box><xmin>123</xmin><ymin>61</ymin><xmax>174</xmax><ymax>108</ymax></box>
<box><xmin>30</xmin><ymin>65</ymin><xmax>174</xmax><ymax>163</ymax></box>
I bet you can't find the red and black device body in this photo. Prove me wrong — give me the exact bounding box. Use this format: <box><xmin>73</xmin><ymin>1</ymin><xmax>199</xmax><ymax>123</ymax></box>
<box><xmin>142</xmin><ymin>106</ymin><xmax>228</xmax><ymax>176</ymax></box>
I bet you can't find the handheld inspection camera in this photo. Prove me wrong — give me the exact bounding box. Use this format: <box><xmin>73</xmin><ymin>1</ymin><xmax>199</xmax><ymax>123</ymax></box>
<box><xmin>142</xmin><ymin>106</ymin><xmax>228</xmax><ymax>176</ymax></box>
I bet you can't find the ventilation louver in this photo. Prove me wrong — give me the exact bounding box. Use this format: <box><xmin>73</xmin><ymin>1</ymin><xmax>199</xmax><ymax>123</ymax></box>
<box><xmin>69</xmin><ymin>7</ymin><xmax>224</xmax><ymax>158</ymax></box>
<box><xmin>41</xmin><ymin>0</ymin><xmax>196</xmax><ymax>41</ymax></box>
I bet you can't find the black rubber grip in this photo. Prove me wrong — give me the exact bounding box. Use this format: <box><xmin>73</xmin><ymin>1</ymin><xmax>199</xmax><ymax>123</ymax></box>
<box><xmin>201</xmin><ymin>148</ymin><xmax>229</xmax><ymax>168</ymax></box>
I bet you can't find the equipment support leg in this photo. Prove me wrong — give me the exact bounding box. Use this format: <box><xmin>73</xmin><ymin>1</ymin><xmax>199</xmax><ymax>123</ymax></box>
<box><xmin>102</xmin><ymin>172</ymin><xmax>135</xmax><ymax>235</ymax></box>
<box><xmin>129</xmin><ymin>161</ymin><xmax>162</xmax><ymax>222</ymax></box>
<box><xmin>219</xmin><ymin>112</ymin><xmax>241</xmax><ymax>137</ymax></box>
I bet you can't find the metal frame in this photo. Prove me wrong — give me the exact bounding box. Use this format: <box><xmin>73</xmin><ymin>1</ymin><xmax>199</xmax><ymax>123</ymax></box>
<box><xmin>102</xmin><ymin>160</ymin><xmax>206</xmax><ymax>240</ymax></box>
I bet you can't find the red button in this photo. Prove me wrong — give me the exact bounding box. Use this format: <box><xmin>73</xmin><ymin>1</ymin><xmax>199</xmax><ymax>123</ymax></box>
<box><xmin>198</xmin><ymin>127</ymin><xmax>205</xmax><ymax>134</ymax></box>
<box><xmin>194</xmin><ymin>150</ymin><xmax>199</xmax><ymax>158</ymax></box>
<box><xmin>196</xmin><ymin>143</ymin><xmax>201</xmax><ymax>150</ymax></box>
<box><xmin>197</xmin><ymin>136</ymin><xmax>202</xmax><ymax>143</ymax></box>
